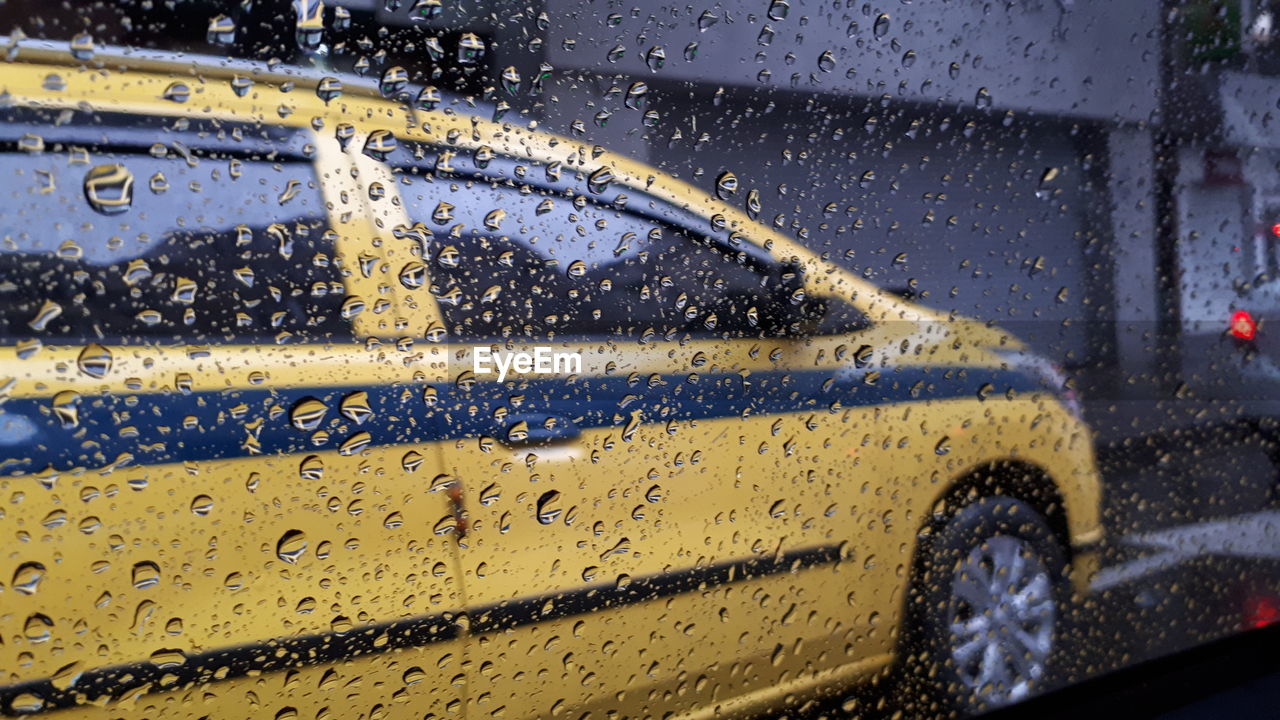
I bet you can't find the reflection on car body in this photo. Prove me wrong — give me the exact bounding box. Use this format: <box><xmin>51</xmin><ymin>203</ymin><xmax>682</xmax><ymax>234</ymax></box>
<box><xmin>0</xmin><ymin>40</ymin><xmax>1100</xmax><ymax>720</ymax></box>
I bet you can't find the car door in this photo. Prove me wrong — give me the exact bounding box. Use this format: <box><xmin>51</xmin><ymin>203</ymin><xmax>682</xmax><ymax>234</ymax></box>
<box><xmin>385</xmin><ymin>142</ymin><xmax>887</xmax><ymax>717</ymax></box>
<box><xmin>0</xmin><ymin>93</ymin><xmax>467</xmax><ymax>719</ymax></box>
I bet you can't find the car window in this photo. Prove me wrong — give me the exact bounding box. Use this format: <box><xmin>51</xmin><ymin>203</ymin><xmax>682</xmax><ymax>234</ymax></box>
<box><xmin>400</xmin><ymin>174</ymin><xmax>783</xmax><ymax>341</ymax></box>
<box><xmin>0</xmin><ymin>109</ymin><xmax>348</xmax><ymax>344</ymax></box>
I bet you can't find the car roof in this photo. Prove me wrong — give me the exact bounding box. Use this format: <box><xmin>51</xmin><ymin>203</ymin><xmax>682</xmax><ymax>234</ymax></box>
<box><xmin>0</xmin><ymin>34</ymin><xmax>512</xmax><ymax>124</ymax></box>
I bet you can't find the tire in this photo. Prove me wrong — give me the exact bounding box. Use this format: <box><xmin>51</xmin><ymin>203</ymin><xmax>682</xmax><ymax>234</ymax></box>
<box><xmin>900</xmin><ymin>496</ymin><xmax>1069</xmax><ymax>718</ymax></box>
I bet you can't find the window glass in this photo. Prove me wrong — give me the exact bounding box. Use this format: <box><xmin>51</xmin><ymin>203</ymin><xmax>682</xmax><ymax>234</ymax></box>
<box><xmin>0</xmin><ymin>119</ymin><xmax>346</xmax><ymax>344</ymax></box>
<box><xmin>401</xmin><ymin>174</ymin><xmax>780</xmax><ymax>340</ymax></box>
<box><xmin>9</xmin><ymin>3</ymin><xmax>1280</xmax><ymax>720</ymax></box>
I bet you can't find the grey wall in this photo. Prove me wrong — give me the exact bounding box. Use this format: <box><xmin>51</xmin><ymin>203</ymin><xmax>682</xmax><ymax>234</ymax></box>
<box><xmin>639</xmin><ymin>84</ymin><xmax>1099</xmax><ymax>363</ymax></box>
<box><xmin>544</xmin><ymin>0</ymin><xmax>1161</xmax><ymax>124</ymax></box>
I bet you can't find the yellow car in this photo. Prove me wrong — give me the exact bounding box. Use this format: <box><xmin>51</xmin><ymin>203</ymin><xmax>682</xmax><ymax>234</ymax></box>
<box><xmin>0</xmin><ymin>40</ymin><xmax>1101</xmax><ymax>720</ymax></box>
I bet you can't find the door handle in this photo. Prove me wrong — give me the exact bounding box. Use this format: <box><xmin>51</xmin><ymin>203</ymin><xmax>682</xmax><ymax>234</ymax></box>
<box><xmin>501</xmin><ymin>413</ymin><xmax>581</xmax><ymax>446</ymax></box>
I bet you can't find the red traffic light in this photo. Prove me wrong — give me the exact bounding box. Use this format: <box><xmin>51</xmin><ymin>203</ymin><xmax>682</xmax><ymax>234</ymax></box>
<box><xmin>1231</xmin><ymin>310</ymin><xmax>1258</xmax><ymax>341</ymax></box>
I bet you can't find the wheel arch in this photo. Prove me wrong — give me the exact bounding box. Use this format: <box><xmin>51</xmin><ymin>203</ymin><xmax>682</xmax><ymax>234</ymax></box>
<box><xmin>895</xmin><ymin>458</ymin><xmax>1074</xmax><ymax>651</ymax></box>
<box><xmin>919</xmin><ymin>458</ymin><xmax>1072</xmax><ymax>557</ymax></box>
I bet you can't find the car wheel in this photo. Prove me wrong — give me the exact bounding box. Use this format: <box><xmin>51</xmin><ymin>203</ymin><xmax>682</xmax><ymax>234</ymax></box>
<box><xmin>903</xmin><ymin>495</ymin><xmax>1068</xmax><ymax>717</ymax></box>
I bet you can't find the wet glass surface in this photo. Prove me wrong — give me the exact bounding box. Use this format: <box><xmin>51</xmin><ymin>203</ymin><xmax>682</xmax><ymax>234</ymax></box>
<box><xmin>1</xmin><ymin>1</ymin><xmax>1280</xmax><ymax>719</ymax></box>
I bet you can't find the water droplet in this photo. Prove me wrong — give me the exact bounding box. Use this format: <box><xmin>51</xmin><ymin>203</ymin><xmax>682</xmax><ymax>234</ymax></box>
<box><xmin>299</xmin><ymin>455</ymin><xmax>325</xmax><ymax>481</ymax></box>
<box><xmin>767</xmin><ymin>0</ymin><xmax>790</xmax><ymax>21</ymax></box>
<box><xmin>735</xmin><ymin>194</ymin><xmax>760</xmax><ymax>226</ymax></box>
<box><xmin>873</xmin><ymin>13</ymin><xmax>890</xmax><ymax>38</ymax></box>
<box><xmin>621</xmin><ymin>412</ymin><xmax>641</xmax><ymax>442</ymax></box>
<box><xmin>76</xmin><ymin>344</ymin><xmax>113</xmax><ymax>378</ymax></box>
<box><xmin>853</xmin><ymin>345</ymin><xmax>873</xmax><ymax>368</ymax></box>
<box><xmin>317</xmin><ymin>76</ymin><xmax>342</xmax><ymax>103</ymax></box>
<box><xmin>363</xmin><ymin>130</ymin><xmax>397</xmax><ymax>161</ymax></box>
<box><xmin>229</xmin><ymin>75</ymin><xmax>253</xmax><ymax>97</ymax></box>
<box><xmin>162</xmin><ymin>82</ymin><xmax>190</xmax><ymax>103</ymax></box>
<box><xmin>340</xmin><ymin>391</ymin><xmax>373</xmax><ymax>424</ymax></box>
<box><xmin>12</xmin><ymin>563</ymin><xmax>45</xmax><ymax>595</ymax></box>
<box><xmin>10</xmin><ymin>694</ymin><xmax>43</xmax><ymax>713</ymax></box>
<box><xmin>501</xmin><ymin>66</ymin><xmax>521</xmax><ymax>95</ymax></box>
<box><xmin>380</xmin><ymin>66</ymin><xmax>409</xmax><ymax>98</ymax></box>
<box><xmin>599</xmin><ymin>537</ymin><xmax>630</xmax><ymax>561</ymax></box>
<box><xmin>416</xmin><ymin>85</ymin><xmax>441</xmax><ymax>110</ymax></box>
<box><xmin>715</xmin><ymin>171</ymin><xmax>738</xmax><ymax>199</ymax></box>
<box><xmin>294</xmin><ymin>0</ymin><xmax>324</xmax><ymax>48</ymax></box>
<box><xmin>432</xmin><ymin>201</ymin><xmax>455</xmax><ymax>224</ymax></box>
<box><xmin>340</xmin><ymin>295</ymin><xmax>366</xmax><ymax>320</ymax></box>
<box><xmin>207</xmin><ymin>15</ymin><xmax>236</xmax><ymax>44</ymax></box>
<box><xmin>339</xmin><ymin>431</ymin><xmax>372</xmax><ymax>456</ymax></box>
<box><xmin>587</xmin><ymin>167</ymin><xmax>614</xmax><ymax>194</ymax></box>
<box><xmin>398</xmin><ymin>261</ymin><xmax>427</xmax><ymax>290</ymax></box>
<box><xmin>625</xmin><ymin>81</ymin><xmax>648</xmax><ymax>109</ymax></box>
<box><xmin>23</xmin><ymin>614</ymin><xmax>53</xmax><ymax>643</ymax></box>
<box><xmin>478</xmin><ymin>483</ymin><xmax>500</xmax><ymax>506</ymax></box>
<box><xmin>335</xmin><ymin>123</ymin><xmax>356</xmax><ymax>150</ymax></box>
<box><xmin>817</xmin><ymin>50</ymin><xmax>836</xmax><ymax>73</ymax></box>
<box><xmin>149</xmin><ymin>171</ymin><xmax>169</xmax><ymax>194</ymax></box>
<box><xmin>645</xmin><ymin>46</ymin><xmax>666</xmax><ymax>72</ymax></box>
<box><xmin>452</xmin><ymin>32</ymin><xmax>485</xmax><ymax>66</ymax></box>
<box><xmin>40</xmin><ymin>509</ymin><xmax>67</xmax><ymax>530</ymax></box>
<box><xmin>131</xmin><ymin>561</ymin><xmax>161</xmax><ymax>589</ymax></box>
<box><xmin>17</xmin><ymin>133</ymin><xmax>45</xmax><ymax>153</ymax></box>
<box><xmin>172</xmin><ymin>277</ymin><xmax>198</xmax><ymax>305</ymax></box>
<box><xmin>150</xmin><ymin>648</ymin><xmax>185</xmax><ymax>668</ymax></box>
<box><xmin>69</xmin><ymin>33</ymin><xmax>95</xmax><ymax>60</ymax></box>
<box><xmin>402</xmin><ymin>450</ymin><xmax>425</xmax><ymax>472</ymax></box>
<box><xmin>1037</xmin><ymin>167</ymin><xmax>1060</xmax><ymax>200</ymax></box>
<box><xmin>536</xmin><ymin>490</ymin><xmax>563</xmax><ymax>524</ymax></box>
<box><xmin>190</xmin><ymin>495</ymin><xmax>214</xmax><ymax>516</ymax></box>
<box><xmin>698</xmin><ymin>10</ymin><xmax>719</xmax><ymax>30</ymax></box>
<box><xmin>411</xmin><ymin>0</ymin><xmax>443</xmax><ymax>21</ymax></box>
<box><xmin>935</xmin><ymin>437</ymin><xmax>952</xmax><ymax>456</ymax></box>
<box><xmin>276</xmin><ymin>530</ymin><xmax>308</xmax><ymax>564</ymax></box>
<box><xmin>422</xmin><ymin>37</ymin><xmax>445</xmax><ymax>62</ymax></box>
<box><xmin>975</xmin><ymin>87</ymin><xmax>992</xmax><ymax>110</ymax></box>
<box><xmin>28</xmin><ymin>300</ymin><xmax>62</xmax><ymax>332</ymax></box>
<box><xmin>83</xmin><ymin>163</ymin><xmax>134</xmax><ymax>214</ymax></box>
